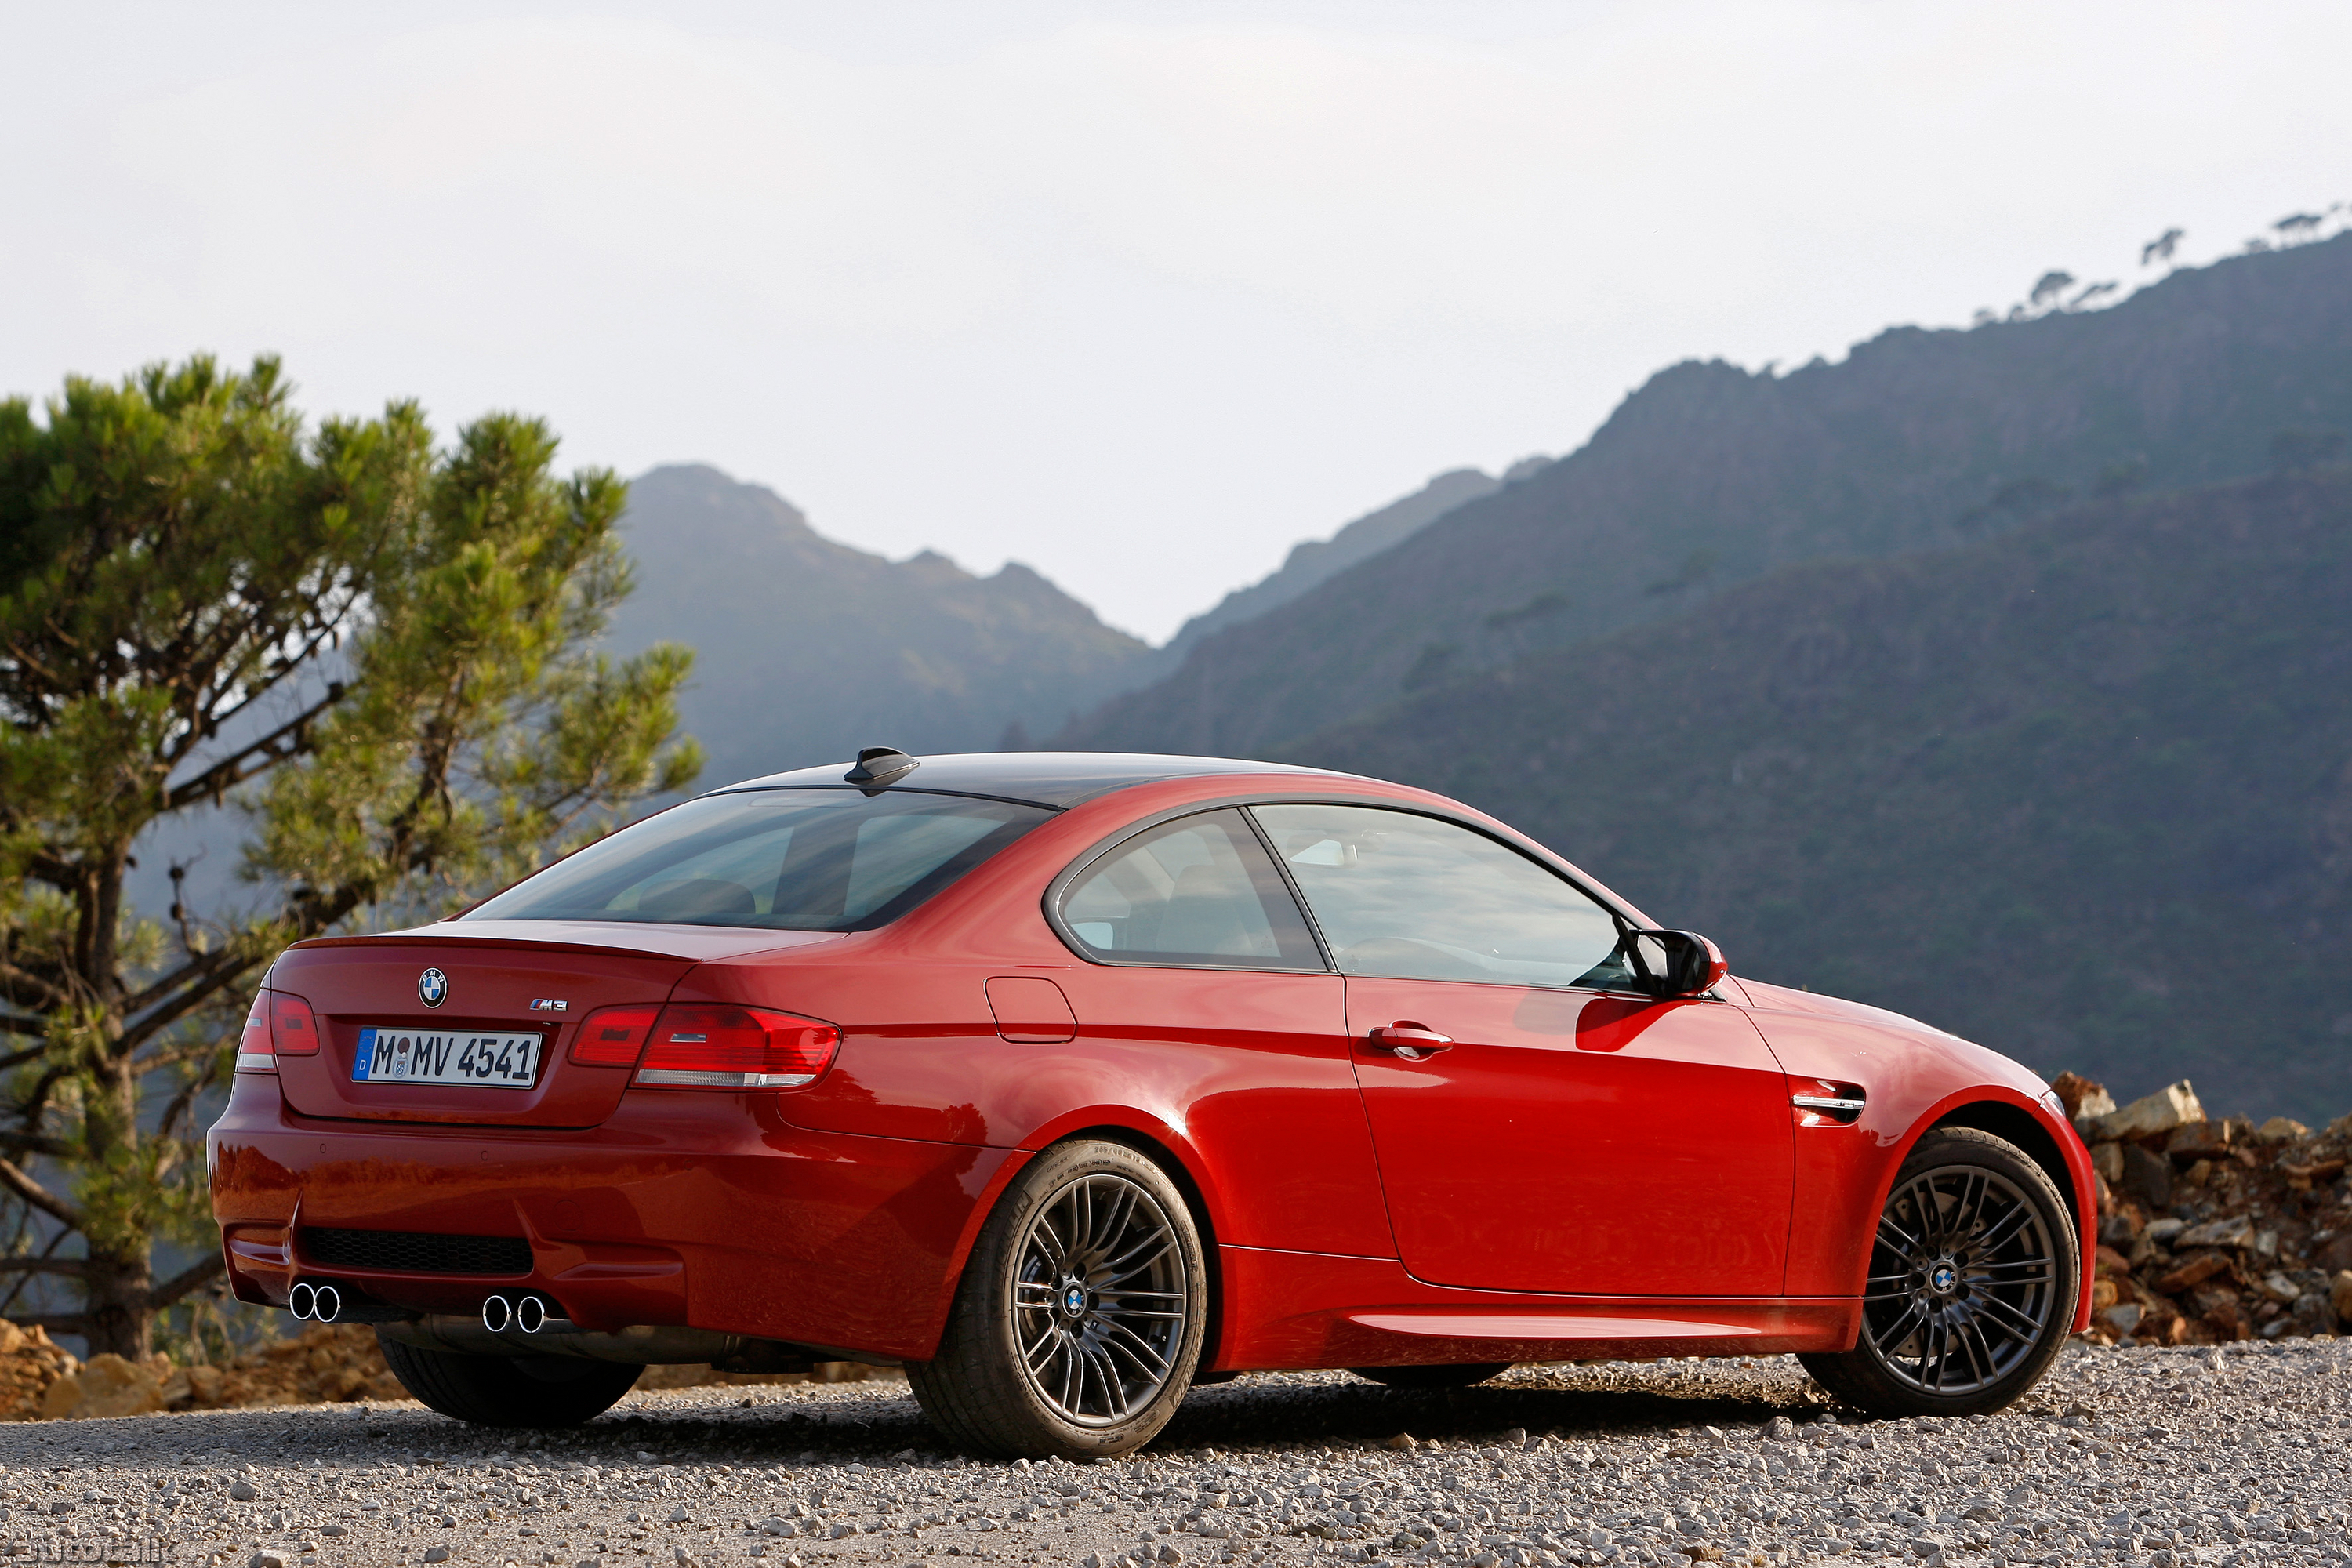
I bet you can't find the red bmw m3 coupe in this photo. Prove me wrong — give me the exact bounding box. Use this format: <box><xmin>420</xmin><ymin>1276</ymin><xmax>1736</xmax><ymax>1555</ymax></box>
<box><xmin>209</xmin><ymin>750</ymin><xmax>2093</xmax><ymax>1457</ymax></box>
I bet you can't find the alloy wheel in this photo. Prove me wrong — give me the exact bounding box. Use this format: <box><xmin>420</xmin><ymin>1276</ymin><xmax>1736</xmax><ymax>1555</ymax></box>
<box><xmin>1861</xmin><ymin>1163</ymin><xmax>2060</xmax><ymax>1394</ymax></box>
<box><xmin>1010</xmin><ymin>1173</ymin><xmax>1189</xmax><ymax>1426</ymax></box>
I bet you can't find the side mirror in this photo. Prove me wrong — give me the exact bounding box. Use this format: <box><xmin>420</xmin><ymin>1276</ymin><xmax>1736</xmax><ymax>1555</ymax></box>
<box><xmin>1626</xmin><ymin>929</ymin><xmax>1728</xmax><ymax>998</ymax></box>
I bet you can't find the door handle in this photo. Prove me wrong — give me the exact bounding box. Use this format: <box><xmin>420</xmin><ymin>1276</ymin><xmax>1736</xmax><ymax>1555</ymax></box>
<box><xmin>1364</xmin><ymin>1022</ymin><xmax>1454</xmax><ymax>1062</ymax></box>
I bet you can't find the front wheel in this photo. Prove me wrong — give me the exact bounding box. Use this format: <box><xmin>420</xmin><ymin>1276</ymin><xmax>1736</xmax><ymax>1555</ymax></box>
<box><xmin>907</xmin><ymin>1139</ymin><xmax>1208</xmax><ymax>1458</ymax></box>
<box><xmin>376</xmin><ymin>1334</ymin><xmax>642</xmax><ymax>1427</ymax></box>
<box><xmin>1800</xmin><ymin>1127</ymin><xmax>2078</xmax><ymax>1417</ymax></box>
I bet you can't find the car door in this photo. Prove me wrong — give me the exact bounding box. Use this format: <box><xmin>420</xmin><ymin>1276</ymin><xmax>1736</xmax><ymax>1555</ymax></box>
<box><xmin>1046</xmin><ymin>808</ymin><xmax>1395</xmax><ymax>1261</ymax></box>
<box><xmin>1251</xmin><ymin>803</ymin><xmax>1795</xmax><ymax>1298</ymax></box>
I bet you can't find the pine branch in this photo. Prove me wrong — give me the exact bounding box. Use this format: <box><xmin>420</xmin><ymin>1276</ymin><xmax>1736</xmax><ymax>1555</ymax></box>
<box><xmin>0</xmin><ymin>1129</ymin><xmax>71</xmax><ymax>1160</ymax></box>
<box><xmin>114</xmin><ymin>956</ymin><xmax>259</xmax><ymax>1058</ymax></box>
<box><xmin>0</xmin><ymin>1256</ymin><xmax>85</xmax><ymax>1276</ymax></box>
<box><xmin>147</xmin><ymin>1250</ymin><xmax>226</xmax><ymax>1311</ymax></box>
<box><xmin>0</xmin><ymin>1157</ymin><xmax>83</xmax><ymax>1229</ymax></box>
<box><xmin>164</xmin><ymin>681</ymin><xmax>347</xmax><ymax>811</ymax></box>
<box><xmin>0</xmin><ymin>962</ymin><xmax>64</xmax><ymax>1015</ymax></box>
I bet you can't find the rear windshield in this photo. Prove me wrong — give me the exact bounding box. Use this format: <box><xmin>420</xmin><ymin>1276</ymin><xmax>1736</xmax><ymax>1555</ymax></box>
<box><xmin>464</xmin><ymin>789</ymin><xmax>1054</xmax><ymax>931</ymax></box>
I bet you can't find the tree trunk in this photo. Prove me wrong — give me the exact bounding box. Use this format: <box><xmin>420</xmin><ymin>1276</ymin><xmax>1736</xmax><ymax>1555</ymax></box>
<box><xmin>78</xmin><ymin>1248</ymin><xmax>155</xmax><ymax>1359</ymax></box>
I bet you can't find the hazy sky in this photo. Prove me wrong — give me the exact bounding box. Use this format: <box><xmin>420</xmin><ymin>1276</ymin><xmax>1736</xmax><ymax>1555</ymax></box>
<box><xmin>6</xmin><ymin>2</ymin><xmax>2347</xmax><ymax>642</ymax></box>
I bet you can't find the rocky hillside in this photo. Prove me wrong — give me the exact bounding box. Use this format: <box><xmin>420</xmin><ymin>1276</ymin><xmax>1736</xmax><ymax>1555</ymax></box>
<box><xmin>1059</xmin><ymin>234</ymin><xmax>2352</xmax><ymax>757</ymax></box>
<box><xmin>1294</xmin><ymin>467</ymin><xmax>2352</xmax><ymax>1119</ymax></box>
<box><xmin>2061</xmin><ymin>1073</ymin><xmax>2352</xmax><ymax>1348</ymax></box>
<box><xmin>604</xmin><ymin>464</ymin><xmax>1152</xmax><ymax>787</ymax></box>
<box><xmin>1154</xmin><ymin>464</ymin><xmax>1521</xmax><ymax>666</ymax></box>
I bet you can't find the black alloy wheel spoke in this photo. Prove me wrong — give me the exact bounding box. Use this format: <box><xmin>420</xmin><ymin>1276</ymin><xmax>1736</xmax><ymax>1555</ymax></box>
<box><xmin>1011</xmin><ymin>1173</ymin><xmax>1189</xmax><ymax>1427</ymax></box>
<box><xmin>1857</xmin><ymin>1163</ymin><xmax>2056</xmax><ymax>1396</ymax></box>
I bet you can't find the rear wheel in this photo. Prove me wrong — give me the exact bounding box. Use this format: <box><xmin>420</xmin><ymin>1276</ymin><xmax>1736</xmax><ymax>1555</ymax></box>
<box><xmin>376</xmin><ymin>1333</ymin><xmax>642</xmax><ymax>1427</ymax></box>
<box><xmin>907</xmin><ymin>1139</ymin><xmax>1207</xmax><ymax>1458</ymax></box>
<box><xmin>1349</xmin><ymin>1363</ymin><xmax>1511</xmax><ymax>1390</ymax></box>
<box><xmin>1799</xmin><ymin>1127</ymin><xmax>2078</xmax><ymax>1417</ymax></box>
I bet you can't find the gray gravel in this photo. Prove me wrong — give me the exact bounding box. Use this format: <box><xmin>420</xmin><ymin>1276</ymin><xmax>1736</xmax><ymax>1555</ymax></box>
<box><xmin>6</xmin><ymin>1340</ymin><xmax>2350</xmax><ymax>1568</ymax></box>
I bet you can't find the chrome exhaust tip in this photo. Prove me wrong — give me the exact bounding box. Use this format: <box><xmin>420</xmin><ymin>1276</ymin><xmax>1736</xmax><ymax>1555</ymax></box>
<box><xmin>514</xmin><ymin>1294</ymin><xmax>548</xmax><ymax>1334</ymax></box>
<box><xmin>311</xmin><ymin>1283</ymin><xmax>343</xmax><ymax>1324</ymax></box>
<box><xmin>288</xmin><ymin>1281</ymin><xmax>316</xmax><ymax>1320</ymax></box>
<box><xmin>481</xmin><ymin>1293</ymin><xmax>514</xmax><ymax>1334</ymax></box>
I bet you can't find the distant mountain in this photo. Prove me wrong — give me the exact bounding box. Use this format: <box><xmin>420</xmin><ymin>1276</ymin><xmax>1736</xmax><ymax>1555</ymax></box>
<box><xmin>605</xmin><ymin>464</ymin><xmax>1150</xmax><ymax>787</ymax></box>
<box><xmin>1058</xmin><ymin>234</ymin><xmax>2352</xmax><ymax>757</ymax></box>
<box><xmin>1156</xmin><ymin>463</ymin><xmax>1533</xmax><ymax>664</ymax></box>
<box><xmin>1294</xmin><ymin>466</ymin><xmax>2352</xmax><ymax>1121</ymax></box>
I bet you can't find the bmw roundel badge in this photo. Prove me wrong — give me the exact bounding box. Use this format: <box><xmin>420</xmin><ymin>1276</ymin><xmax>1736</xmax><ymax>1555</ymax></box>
<box><xmin>419</xmin><ymin>967</ymin><xmax>449</xmax><ymax>1007</ymax></box>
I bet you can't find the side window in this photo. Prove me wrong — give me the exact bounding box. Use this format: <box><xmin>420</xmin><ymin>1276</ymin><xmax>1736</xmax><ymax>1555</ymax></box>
<box><xmin>1251</xmin><ymin>804</ymin><xmax>1632</xmax><ymax>988</ymax></box>
<box><xmin>1058</xmin><ymin>809</ymin><xmax>1324</xmax><ymax>969</ymax></box>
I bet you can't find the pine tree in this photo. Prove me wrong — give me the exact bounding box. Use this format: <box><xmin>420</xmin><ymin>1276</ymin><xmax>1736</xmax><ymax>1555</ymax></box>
<box><xmin>0</xmin><ymin>354</ymin><xmax>702</xmax><ymax>1356</ymax></box>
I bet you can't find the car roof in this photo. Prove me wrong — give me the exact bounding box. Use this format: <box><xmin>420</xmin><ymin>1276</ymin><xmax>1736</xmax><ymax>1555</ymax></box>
<box><xmin>711</xmin><ymin>750</ymin><xmax>1359</xmax><ymax>810</ymax></box>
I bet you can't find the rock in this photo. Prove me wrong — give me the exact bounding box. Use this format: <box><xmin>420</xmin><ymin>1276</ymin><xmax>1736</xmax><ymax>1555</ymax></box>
<box><xmin>2052</xmin><ymin>1071</ymin><xmax>2115</xmax><ymax>1121</ymax></box>
<box><xmin>2256</xmin><ymin>1272</ymin><xmax>2303</xmax><ymax>1304</ymax></box>
<box><xmin>423</xmin><ymin>1550</ymin><xmax>452</xmax><ymax>1564</ymax></box>
<box><xmin>2144</xmin><ymin>1217</ymin><xmax>2186</xmax><ymax>1243</ymax></box>
<box><xmin>2089</xmin><ymin>1142</ymin><xmax>2124</xmax><ymax>1184</ymax></box>
<box><xmin>249</xmin><ymin>1555</ymin><xmax>288</xmax><ymax>1568</ymax></box>
<box><xmin>2332</xmin><ymin>1271</ymin><xmax>2352</xmax><ymax>1323</ymax></box>
<box><xmin>2098</xmin><ymin>1303</ymin><xmax>2143</xmax><ymax>1338</ymax></box>
<box><xmin>2118</xmin><ymin>1142</ymin><xmax>2175</xmax><ymax>1210</ymax></box>
<box><xmin>230</xmin><ymin>1479</ymin><xmax>260</xmax><ymax>1502</ymax></box>
<box><xmin>1380</xmin><ymin>1433</ymin><xmax>1416</xmax><ymax>1450</ymax></box>
<box><xmin>2256</xmin><ymin>1116</ymin><xmax>2312</xmax><ymax>1143</ymax></box>
<box><xmin>2177</xmin><ymin>1215</ymin><xmax>2256</xmax><ymax>1250</ymax></box>
<box><xmin>2093</xmin><ymin>1245</ymin><xmax>2134</xmax><ymax>1278</ymax></box>
<box><xmin>2289</xmin><ymin>1293</ymin><xmax>2336</xmax><ymax>1335</ymax></box>
<box><xmin>2158</xmin><ymin>1253</ymin><xmax>2233</xmax><ymax>1294</ymax></box>
<box><xmin>2165</xmin><ymin>1120</ymin><xmax>2234</xmax><ymax>1163</ymax></box>
<box><xmin>2083</xmin><ymin>1080</ymin><xmax>2203</xmax><ymax>1142</ymax></box>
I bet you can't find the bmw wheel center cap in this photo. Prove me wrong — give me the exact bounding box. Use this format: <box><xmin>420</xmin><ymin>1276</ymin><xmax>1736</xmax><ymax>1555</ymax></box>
<box><xmin>419</xmin><ymin>967</ymin><xmax>448</xmax><ymax>1007</ymax></box>
<box><xmin>1930</xmin><ymin>1262</ymin><xmax>1958</xmax><ymax>1294</ymax></box>
<box><xmin>1062</xmin><ymin>1281</ymin><xmax>1087</xmax><ymax>1318</ymax></box>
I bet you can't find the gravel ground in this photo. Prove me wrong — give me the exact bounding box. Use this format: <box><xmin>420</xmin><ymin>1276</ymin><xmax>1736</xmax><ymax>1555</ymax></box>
<box><xmin>6</xmin><ymin>1339</ymin><xmax>2349</xmax><ymax>1568</ymax></box>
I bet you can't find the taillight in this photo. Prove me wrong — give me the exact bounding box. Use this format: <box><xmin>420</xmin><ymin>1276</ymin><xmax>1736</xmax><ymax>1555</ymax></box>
<box><xmin>267</xmin><ymin>992</ymin><xmax>321</xmax><ymax>1056</ymax></box>
<box><xmin>235</xmin><ymin>994</ymin><xmax>276</xmax><ymax>1073</ymax></box>
<box><xmin>633</xmin><ymin>1004</ymin><xmax>839</xmax><ymax>1090</ymax></box>
<box><xmin>568</xmin><ymin>1004</ymin><xmax>662</xmax><ymax>1068</ymax></box>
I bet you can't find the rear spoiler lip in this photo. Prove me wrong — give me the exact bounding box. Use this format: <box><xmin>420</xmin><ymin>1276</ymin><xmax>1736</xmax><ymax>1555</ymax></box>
<box><xmin>283</xmin><ymin>923</ymin><xmax>851</xmax><ymax>966</ymax></box>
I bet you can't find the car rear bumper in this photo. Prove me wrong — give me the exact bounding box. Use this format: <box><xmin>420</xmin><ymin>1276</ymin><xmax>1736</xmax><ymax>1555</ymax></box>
<box><xmin>206</xmin><ymin>1073</ymin><xmax>1018</xmax><ymax>1362</ymax></box>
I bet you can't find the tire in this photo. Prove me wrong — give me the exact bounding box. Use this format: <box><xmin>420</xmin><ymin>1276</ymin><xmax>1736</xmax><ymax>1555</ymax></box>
<box><xmin>1348</xmin><ymin>1363</ymin><xmax>1511</xmax><ymax>1390</ymax></box>
<box><xmin>907</xmin><ymin>1138</ymin><xmax>1209</xmax><ymax>1459</ymax></box>
<box><xmin>1800</xmin><ymin>1126</ymin><xmax>2079</xmax><ymax>1418</ymax></box>
<box><xmin>376</xmin><ymin>1333</ymin><xmax>643</xmax><ymax>1427</ymax></box>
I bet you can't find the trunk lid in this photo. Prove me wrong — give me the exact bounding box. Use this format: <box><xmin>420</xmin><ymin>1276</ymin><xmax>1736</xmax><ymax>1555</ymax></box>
<box><xmin>264</xmin><ymin>923</ymin><xmax>847</xmax><ymax>1127</ymax></box>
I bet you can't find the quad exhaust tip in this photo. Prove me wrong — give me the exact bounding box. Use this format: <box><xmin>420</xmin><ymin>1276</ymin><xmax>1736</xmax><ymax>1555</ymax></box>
<box><xmin>286</xmin><ymin>1281</ymin><xmax>342</xmax><ymax>1323</ymax></box>
<box><xmin>481</xmin><ymin>1292</ymin><xmax>554</xmax><ymax>1334</ymax></box>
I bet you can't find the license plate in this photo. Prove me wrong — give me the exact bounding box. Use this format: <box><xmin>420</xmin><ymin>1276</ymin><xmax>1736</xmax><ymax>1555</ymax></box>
<box><xmin>352</xmin><ymin>1028</ymin><xmax>544</xmax><ymax>1089</ymax></box>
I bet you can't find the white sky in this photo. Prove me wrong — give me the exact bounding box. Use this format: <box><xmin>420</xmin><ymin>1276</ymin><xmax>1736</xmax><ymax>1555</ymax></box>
<box><xmin>5</xmin><ymin>2</ymin><xmax>2347</xmax><ymax>643</ymax></box>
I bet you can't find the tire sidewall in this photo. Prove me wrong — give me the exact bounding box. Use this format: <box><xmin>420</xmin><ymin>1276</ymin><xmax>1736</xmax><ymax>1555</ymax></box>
<box><xmin>961</xmin><ymin>1139</ymin><xmax>1210</xmax><ymax>1457</ymax></box>
<box><xmin>1837</xmin><ymin>1127</ymin><xmax>2081</xmax><ymax>1417</ymax></box>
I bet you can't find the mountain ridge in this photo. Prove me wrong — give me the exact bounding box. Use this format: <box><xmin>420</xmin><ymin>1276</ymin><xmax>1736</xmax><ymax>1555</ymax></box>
<box><xmin>1056</xmin><ymin>234</ymin><xmax>2352</xmax><ymax>757</ymax></box>
<box><xmin>604</xmin><ymin>463</ymin><xmax>1151</xmax><ymax>786</ymax></box>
